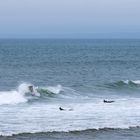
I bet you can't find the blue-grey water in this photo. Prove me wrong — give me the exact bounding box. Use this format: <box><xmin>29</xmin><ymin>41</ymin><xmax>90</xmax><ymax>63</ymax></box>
<box><xmin>0</xmin><ymin>39</ymin><xmax>140</xmax><ymax>140</ymax></box>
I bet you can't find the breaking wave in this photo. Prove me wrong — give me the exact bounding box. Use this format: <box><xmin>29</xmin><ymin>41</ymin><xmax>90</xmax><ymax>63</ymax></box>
<box><xmin>0</xmin><ymin>83</ymin><xmax>63</xmax><ymax>105</ymax></box>
<box><xmin>1</xmin><ymin>81</ymin><xmax>140</xmax><ymax>137</ymax></box>
<box><xmin>105</xmin><ymin>80</ymin><xmax>140</xmax><ymax>89</ymax></box>
<box><xmin>1</xmin><ymin>80</ymin><xmax>140</xmax><ymax>105</ymax></box>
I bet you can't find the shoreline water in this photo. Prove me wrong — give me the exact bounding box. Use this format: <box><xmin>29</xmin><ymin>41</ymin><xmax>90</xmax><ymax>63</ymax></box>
<box><xmin>1</xmin><ymin>127</ymin><xmax>140</xmax><ymax>140</ymax></box>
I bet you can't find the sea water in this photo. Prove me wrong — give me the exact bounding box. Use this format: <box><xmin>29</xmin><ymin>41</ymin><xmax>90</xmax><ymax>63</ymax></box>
<box><xmin>0</xmin><ymin>39</ymin><xmax>140</xmax><ymax>139</ymax></box>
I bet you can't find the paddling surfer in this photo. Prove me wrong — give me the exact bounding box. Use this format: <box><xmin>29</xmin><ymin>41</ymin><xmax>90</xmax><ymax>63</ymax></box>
<box><xmin>103</xmin><ymin>100</ymin><xmax>115</xmax><ymax>103</ymax></box>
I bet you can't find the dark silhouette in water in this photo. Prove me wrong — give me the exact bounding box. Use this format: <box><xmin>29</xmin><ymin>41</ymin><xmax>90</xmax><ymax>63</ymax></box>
<box><xmin>59</xmin><ymin>107</ymin><xmax>73</xmax><ymax>111</ymax></box>
<box><xmin>28</xmin><ymin>85</ymin><xmax>34</xmax><ymax>93</ymax></box>
<box><xmin>59</xmin><ymin>107</ymin><xmax>65</xmax><ymax>111</ymax></box>
<box><xmin>103</xmin><ymin>100</ymin><xmax>115</xmax><ymax>103</ymax></box>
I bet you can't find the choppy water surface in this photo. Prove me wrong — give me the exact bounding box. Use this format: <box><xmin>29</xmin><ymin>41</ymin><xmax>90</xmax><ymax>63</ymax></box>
<box><xmin>0</xmin><ymin>39</ymin><xmax>140</xmax><ymax>139</ymax></box>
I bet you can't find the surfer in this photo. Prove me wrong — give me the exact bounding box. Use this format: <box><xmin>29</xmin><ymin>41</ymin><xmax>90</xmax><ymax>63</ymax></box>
<box><xmin>59</xmin><ymin>107</ymin><xmax>65</xmax><ymax>111</ymax></box>
<box><xmin>28</xmin><ymin>85</ymin><xmax>38</xmax><ymax>96</ymax></box>
<box><xmin>59</xmin><ymin>107</ymin><xmax>73</xmax><ymax>111</ymax></box>
<box><xmin>28</xmin><ymin>85</ymin><xmax>34</xmax><ymax>93</ymax></box>
<box><xmin>103</xmin><ymin>100</ymin><xmax>115</xmax><ymax>103</ymax></box>
<box><xmin>28</xmin><ymin>85</ymin><xmax>40</xmax><ymax>97</ymax></box>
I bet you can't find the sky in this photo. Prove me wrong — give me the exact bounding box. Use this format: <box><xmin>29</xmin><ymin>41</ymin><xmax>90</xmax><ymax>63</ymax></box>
<box><xmin>0</xmin><ymin>0</ymin><xmax>140</xmax><ymax>38</ymax></box>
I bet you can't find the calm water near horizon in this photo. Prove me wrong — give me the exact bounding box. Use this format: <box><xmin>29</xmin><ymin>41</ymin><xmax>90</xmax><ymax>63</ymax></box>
<box><xmin>0</xmin><ymin>39</ymin><xmax>140</xmax><ymax>139</ymax></box>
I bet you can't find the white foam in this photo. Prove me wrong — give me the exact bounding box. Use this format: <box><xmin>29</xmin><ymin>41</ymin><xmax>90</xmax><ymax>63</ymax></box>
<box><xmin>0</xmin><ymin>90</ymin><xmax>27</xmax><ymax>105</ymax></box>
<box><xmin>18</xmin><ymin>83</ymin><xmax>32</xmax><ymax>95</ymax></box>
<box><xmin>1</xmin><ymin>98</ymin><xmax>140</xmax><ymax>136</ymax></box>
<box><xmin>132</xmin><ymin>80</ymin><xmax>140</xmax><ymax>84</ymax></box>
<box><xmin>0</xmin><ymin>83</ymin><xmax>36</xmax><ymax>105</ymax></box>
<box><xmin>123</xmin><ymin>80</ymin><xmax>140</xmax><ymax>84</ymax></box>
<box><xmin>123</xmin><ymin>80</ymin><xmax>129</xmax><ymax>84</ymax></box>
<box><xmin>1</xmin><ymin>83</ymin><xmax>140</xmax><ymax>136</ymax></box>
<box><xmin>0</xmin><ymin>83</ymin><xmax>63</xmax><ymax>106</ymax></box>
<box><xmin>46</xmin><ymin>84</ymin><xmax>62</xmax><ymax>94</ymax></box>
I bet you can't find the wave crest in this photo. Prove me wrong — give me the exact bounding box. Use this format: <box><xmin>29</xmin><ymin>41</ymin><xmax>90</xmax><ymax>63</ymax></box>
<box><xmin>0</xmin><ymin>83</ymin><xmax>63</xmax><ymax>105</ymax></box>
<box><xmin>106</xmin><ymin>80</ymin><xmax>140</xmax><ymax>89</ymax></box>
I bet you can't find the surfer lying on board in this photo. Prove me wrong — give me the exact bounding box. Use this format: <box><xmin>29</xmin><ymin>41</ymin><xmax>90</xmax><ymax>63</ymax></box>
<box><xmin>59</xmin><ymin>107</ymin><xmax>73</xmax><ymax>111</ymax></box>
<box><xmin>103</xmin><ymin>100</ymin><xmax>115</xmax><ymax>103</ymax></box>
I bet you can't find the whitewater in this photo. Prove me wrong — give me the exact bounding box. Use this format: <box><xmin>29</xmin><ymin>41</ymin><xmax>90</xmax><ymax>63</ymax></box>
<box><xmin>1</xmin><ymin>39</ymin><xmax>140</xmax><ymax>140</ymax></box>
<box><xmin>0</xmin><ymin>80</ymin><xmax>140</xmax><ymax>136</ymax></box>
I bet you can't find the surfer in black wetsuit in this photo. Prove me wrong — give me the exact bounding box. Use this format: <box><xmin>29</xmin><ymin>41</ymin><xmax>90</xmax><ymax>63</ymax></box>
<box><xmin>59</xmin><ymin>107</ymin><xmax>73</xmax><ymax>111</ymax></box>
<box><xmin>59</xmin><ymin>107</ymin><xmax>65</xmax><ymax>111</ymax></box>
<box><xmin>103</xmin><ymin>100</ymin><xmax>115</xmax><ymax>103</ymax></box>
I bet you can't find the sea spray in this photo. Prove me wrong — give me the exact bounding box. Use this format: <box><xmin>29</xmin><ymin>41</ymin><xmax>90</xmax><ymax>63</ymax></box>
<box><xmin>0</xmin><ymin>83</ymin><xmax>34</xmax><ymax>105</ymax></box>
<box><xmin>0</xmin><ymin>83</ymin><xmax>64</xmax><ymax>105</ymax></box>
<box><xmin>46</xmin><ymin>84</ymin><xmax>62</xmax><ymax>94</ymax></box>
<box><xmin>0</xmin><ymin>90</ymin><xmax>27</xmax><ymax>105</ymax></box>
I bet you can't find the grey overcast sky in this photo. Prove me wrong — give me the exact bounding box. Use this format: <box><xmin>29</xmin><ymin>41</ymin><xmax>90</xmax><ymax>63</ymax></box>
<box><xmin>0</xmin><ymin>0</ymin><xmax>140</xmax><ymax>38</ymax></box>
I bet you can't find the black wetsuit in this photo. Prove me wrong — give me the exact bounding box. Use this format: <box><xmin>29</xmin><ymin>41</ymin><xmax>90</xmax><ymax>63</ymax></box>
<box><xmin>59</xmin><ymin>107</ymin><xmax>64</xmax><ymax>111</ymax></box>
<box><xmin>103</xmin><ymin>100</ymin><xmax>114</xmax><ymax>103</ymax></box>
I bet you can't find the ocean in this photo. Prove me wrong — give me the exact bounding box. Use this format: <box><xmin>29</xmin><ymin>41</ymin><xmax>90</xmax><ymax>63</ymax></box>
<box><xmin>0</xmin><ymin>39</ymin><xmax>140</xmax><ymax>140</ymax></box>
